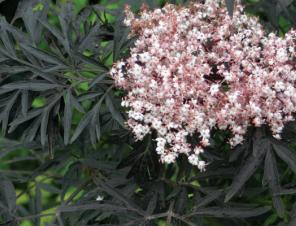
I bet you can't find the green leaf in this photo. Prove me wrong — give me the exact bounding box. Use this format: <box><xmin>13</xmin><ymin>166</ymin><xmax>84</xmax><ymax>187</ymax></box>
<box><xmin>58</xmin><ymin>203</ymin><xmax>132</xmax><ymax>213</ymax></box>
<box><xmin>90</xmin><ymin>72</ymin><xmax>108</xmax><ymax>88</ymax></box>
<box><xmin>21</xmin><ymin>90</ymin><xmax>29</xmax><ymax>117</ymax></box>
<box><xmin>64</xmin><ymin>89</ymin><xmax>73</xmax><ymax>145</ymax></box>
<box><xmin>180</xmin><ymin>189</ymin><xmax>191</xmax><ymax>214</ymax></box>
<box><xmin>32</xmin><ymin>97</ymin><xmax>46</xmax><ymax>108</ymax></box>
<box><xmin>0</xmin><ymin>180</ymin><xmax>16</xmax><ymax>214</ymax></box>
<box><xmin>39</xmin><ymin>16</ymin><xmax>70</xmax><ymax>51</ymax></box>
<box><xmin>38</xmin><ymin>18</ymin><xmax>66</xmax><ymax>47</ymax></box>
<box><xmin>2</xmin><ymin>81</ymin><xmax>62</xmax><ymax>91</ymax></box>
<box><xmin>277</xmin><ymin>189</ymin><xmax>296</xmax><ymax>195</ymax></box>
<box><xmin>40</xmin><ymin>107</ymin><xmax>50</xmax><ymax>146</ymax></box>
<box><xmin>71</xmin><ymin>95</ymin><xmax>85</xmax><ymax>113</ymax></box>
<box><xmin>39</xmin><ymin>182</ymin><xmax>60</xmax><ymax>194</ymax></box>
<box><xmin>21</xmin><ymin>0</ymin><xmax>49</xmax><ymax>44</ymax></box>
<box><xmin>0</xmin><ymin>18</ymin><xmax>16</xmax><ymax>57</ymax></box>
<box><xmin>70</xmin><ymin>110</ymin><xmax>93</xmax><ymax>143</ymax></box>
<box><xmin>20</xmin><ymin>43</ymin><xmax>65</xmax><ymax>65</ymax></box>
<box><xmin>196</xmin><ymin>190</ymin><xmax>223</xmax><ymax>208</ymax></box>
<box><xmin>32</xmin><ymin>3</ymin><xmax>44</xmax><ymax>12</ymax></box>
<box><xmin>34</xmin><ymin>183</ymin><xmax>42</xmax><ymax>226</ymax></box>
<box><xmin>99</xmin><ymin>181</ymin><xmax>145</xmax><ymax>215</ymax></box>
<box><xmin>61</xmin><ymin>162</ymin><xmax>81</xmax><ymax>200</ymax></box>
<box><xmin>272</xmin><ymin>141</ymin><xmax>296</xmax><ymax>174</ymax></box>
<box><xmin>105</xmin><ymin>93</ymin><xmax>124</xmax><ymax>127</ymax></box>
<box><xmin>113</xmin><ymin>18</ymin><xmax>129</xmax><ymax>61</ymax></box>
<box><xmin>74</xmin><ymin>51</ymin><xmax>108</xmax><ymax>71</ymax></box>
<box><xmin>77</xmin><ymin>93</ymin><xmax>101</xmax><ymax>102</ymax></box>
<box><xmin>264</xmin><ymin>149</ymin><xmax>285</xmax><ymax>217</ymax></box>
<box><xmin>187</xmin><ymin>206</ymin><xmax>271</xmax><ymax>218</ymax></box>
<box><xmin>9</xmin><ymin>108</ymin><xmax>43</xmax><ymax>133</ymax></box>
<box><xmin>89</xmin><ymin>103</ymin><xmax>100</xmax><ymax>146</ymax></box>
<box><xmin>225</xmin><ymin>140</ymin><xmax>268</xmax><ymax>202</ymax></box>
<box><xmin>40</xmin><ymin>94</ymin><xmax>61</xmax><ymax>146</ymax></box>
<box><xmin>1</xmin><ymin>91</ymin><xmax>19</xmax><ymax>134</ymax></box>
<box><xmin>146</xmin><ymin>193</ymin><xmax>158</xmax><ymax>215</ymax></box>
<box><xmin>288</xmin><ymin>203</ymin><xmax>296</xmax><ymax>226</ymax></box>
<box><xmin>78</xmin><ymin>23</ymin><xmax>101</xmax><ymax>52</ymax></box>
<box><xmin>23</xmin><ymin>116</ymin><xmax>41</xmax><ymax>142</ymax></box>
<box><xmin>0</xmin><ymin>65</ymin><xmax>31</xmax><ymax>74</ymax></box>
<box><xmin>58</xmin><ymin>2</ymin><xmax>73</xmax><ymax>54</ymax></box>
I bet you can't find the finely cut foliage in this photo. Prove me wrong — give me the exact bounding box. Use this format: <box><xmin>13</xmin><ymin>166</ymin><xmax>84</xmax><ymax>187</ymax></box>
<box><xmin>0</xmin><ymin>0</ymin><xmax>295</xmax><ymax>226</ymax></box>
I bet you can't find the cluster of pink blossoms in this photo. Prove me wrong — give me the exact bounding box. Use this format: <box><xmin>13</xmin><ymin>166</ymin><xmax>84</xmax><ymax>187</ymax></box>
<box><xmin>110</xmin><ymin>0</ymin><xmax>296</xmax><ymax>170</ymax></box>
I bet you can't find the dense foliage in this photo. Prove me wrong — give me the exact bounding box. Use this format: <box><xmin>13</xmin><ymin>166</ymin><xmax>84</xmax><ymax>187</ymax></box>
<box><xmin>0</xmin><ymin>0</ymin><xmax>295</xmax><ymax>226</ymax></box>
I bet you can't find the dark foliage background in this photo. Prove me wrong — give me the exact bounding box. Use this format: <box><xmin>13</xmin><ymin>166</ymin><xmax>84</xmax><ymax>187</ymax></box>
<box><xmin>0</xmin><ymin>0</ymin><xmax>295</xmax><ymax>225</ymax></box>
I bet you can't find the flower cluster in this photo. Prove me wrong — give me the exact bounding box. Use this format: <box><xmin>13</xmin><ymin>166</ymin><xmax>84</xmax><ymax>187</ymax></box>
<box><xmin>110</xmin><ymin>0</ymin><xmax>296</xmax><ymax>170</ymax></box>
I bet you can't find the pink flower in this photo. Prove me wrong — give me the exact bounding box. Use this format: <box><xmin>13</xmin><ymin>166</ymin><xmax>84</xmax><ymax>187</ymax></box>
<box><xmin>110</xmin><ymin>0</ymin><xmax>296</xmax><ymax>169</ymax></box>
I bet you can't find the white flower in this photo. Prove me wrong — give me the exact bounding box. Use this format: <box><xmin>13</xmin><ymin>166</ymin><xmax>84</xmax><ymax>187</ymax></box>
<box><xmin>129</xmin><ymin>111</ymin><xmax>144</xmax><ymax>121</ymax></box>
<box><xmin>165</xmin><ymin>98</ymin><xmax>175</xmax><ymax>106</ymax></box>
<box><xmin>156</xmin><ymin>146</ymin><xmax>165</xmax><ymax>154</ymax></box>
<box><xmin>156</xmin><ymin>137</ymin><xmax>166</xmax><ymax>147</ymax></box>
<box><xmin>194</xmin><ymin>146</ymin><xmax>204</xmax><ymax>155</ymax></box>
<box><xmin>117</xmin><ymin>61</ymin><xmax>125</xmax><ymax>68</ymax></box>
<box><xmin>96</xmin><ymin>195</ymin><xmax>104</xmax><ymax>201</ymax></box>
<box><xmin>188</xmin><ymin>154</ymin><xmax>199</xmax><ymax>165</ymax></box>
<box><xmin>200</xmin><ymin>128</ymin><xmax>210</xmax><ymax>139</ymax></box>
<box><xmin>149</xmin><ymin>79</ymin><xmax>158</xmax><ymax>89</ymax></box>
<box><xmin>158</xmin><ymin>127</ymin><xmax>167</xmax><ymax>136</ymax></box>
<box><xmin>273</xmin><ymin>134</ymin><xmax>281</xmax><ymax>139</ymax></box>
<box><xmin>284</xmin><ymin>85</ymin><xmax>294</xmax><ymax>97</ymax></box>
<box><xmin>198</xmin><ymin>161</ymin><xmax>206</xmax><ymax>171</ymax></box>
<box><xmin>224</xmin><ymin>72</ymin><xmax>233</xmax><ymax>81</ymax></box>
<box><xmin>121</xmin><ymin>100</ymin><xmax>129</xmax><ymax>107</ymax></box>
<box><xmin>232</xmin><ymin>126</ymin><xmax>244</xmax><ymax>134</ymax></box>
<box><xmin>276</xmin><ymin>48</ymin><xmax>288</xmax><ymax>63</ymax></box>
<box><xmin>274</xmin><ymin>81</ymin><xmax>285</xmax><ymax>92</ymax></box>
<box><xmin>228</xmin><ymin>92</ymin><xmax>239</xmax><ymax>103</ymax></box>
<box><xmin>144</xmin><ymin>114</ymin><xmax>154</xmax><ymax>123</ymax></box>
<box><xmin>168</xmin><ymin>122</ymin><xmax>179</xmax><ymax>129</ymax></box>
<box><xmin>181</xmin><ymin>104</ymin><xmax>190</xmax><ymax>116</ymax></box>
<box><xmin>274</xmin><ymin>125</ymin><xmax>284</xmax><ymax>134</ymax></box>
<box><xmin>201</xmin><ymin>138</ymin><xmax>210</xmax><ymax>146</ymax></box>
<box><xmin>132</xmin><ymin>64</ymin><xmax>142</xmax><ymax>77</ymax></box>
<box><xmin>152</xmin><ymin>119</ymin><xmax>162</xmax><ymax>129</ymax></box>
<box><xmin>140</xmin><ymin>52</ymin><xmax>151</xmax><ymax>62</ymax></box>
<box><xmin>165</xmin><ymin>133</ymin><xmax>175</xmax><ymax>143</ymax></box>
<box><xmin>234</xmin><ymin>50</ymin><xmax>243</xmax><ymax>58</ymax></box>
<box><xmin>229</xmin><ymin>134</ymin><xmax>244</xmax><ymax>146</ymax></box>
<box><xmin>249</xmin><ymin>101</ymin><xmax>261</xmax><ymax>114</ymax></box>
<box><xmin>162</xmin><ymin>152</ymin><xmax>177</xmax><ymax>164</ymax></box>
<box><xmin>209</xmin><ymin>84</ymin><xmax>220</xmax><ymax>96</ymax></box>
<box><xmin>110</xmin><ymin>67</ymin><xmax>117</xmax><ymax>76</ymax></box>
<box><xmin>133</xmin><ymin>101</ymin><xmax>143</xmax><ymax>111</ymax></box>
<box><xmin>133</xmin><ymin>124</ymin><xmax>150</xmax><ymax>140</ymax></box>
